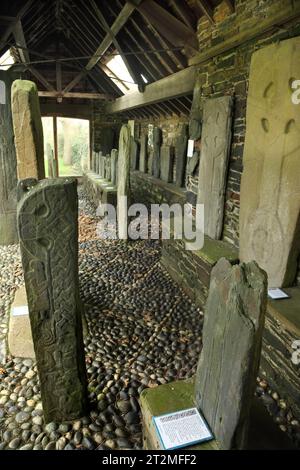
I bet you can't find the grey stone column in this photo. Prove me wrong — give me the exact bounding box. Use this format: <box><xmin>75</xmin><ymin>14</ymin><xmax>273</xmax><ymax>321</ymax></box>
<box><xmin>111</xmin><ymin>149</ymin><xmax>118</xmax><ymax>186</ymax></box>
<box><xmin>117</xmin><ymin>125</ymin><xmax>131</xmax><ymax>240</ymax></box>
<box><xmin>0</xmin><ymin>71</ymin><xmax>18</xmax><ymax>245</ymax></box>
<box><xmin>11</xmin><ymin>80</ymin><xmax>45</xmax><ymax>180</ymax></box>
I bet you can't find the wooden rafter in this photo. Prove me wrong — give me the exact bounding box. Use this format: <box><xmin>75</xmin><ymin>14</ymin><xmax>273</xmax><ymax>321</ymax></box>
<box><xmin>136</xmin><ymin>0</ymin><xmax>198</xmax><ymax>54</ymax></box>
<box><xmin>195</xmin><ymin>0</ymin><xmax>215</xmax><ymax>25</ymax></box>
<box><xmin>38</xmin><ymin>91</ymin><xmax>113</xmax><ymax>100</ymax></box>
<box><xmin>89</xmin><ymin>0</ymin><xmax>145</xmax><ymax>92</ymax></box>
<box><xmin>0</xmin><ymin>0</ymin><xmax>34</xmax><ymax>50</ymax></box>
<box><xmin>63</xmin><ymin>1</ymin><xmax>142</xmax><ymax>94</ymax></box>
<box><xmin>12</xmin><ymin>19</ymin><xmax>55</xmax><ymax>92</ymax></box>
<box><xmin>106</xmin><ymin>66</ymin><xmax>196</xmax><ymax>114</ymax></box>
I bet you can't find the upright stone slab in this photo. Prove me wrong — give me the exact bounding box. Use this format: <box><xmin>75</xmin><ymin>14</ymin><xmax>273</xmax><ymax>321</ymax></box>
<box><xmin>175</xmin><ymin>124</ymin><xmax>188</xmax><ymax>187</ymax></box>
<box><xmin>99</xmin><ymin>153</ymin><xmax>105</xmax><ymax>178</ymax></box>
<box><xmin>118</xmin><ymin>125</ymin><xmax>131</xmax><ymax>239</ymax></box>
<box><xmin>152</xmin><ymin>127</ymin><xmax>162</xmax><ymax>178</ymax></box>
<box><xmin>95</xmin><ymin>152</ymin><xmax>100</xmax><ymax>175</ymax></box>
<box><xmin>195</xmin><ymin>258</ymin><xmax>267</xmax><ymax>450</ymax></box>
<box><xmin>46</xmin><ymin>144</ymin><xmax>53</xmax><ymax>178</ymax></box>
<box><xmin>111</xmin><ymin>149</ymin><xmax>118</xmax><ymax>186</ymax></box>
<box><xmin>160</xmin><ymin>145</ymin><xmax>173</xmax><ymax>183</ymax></box>
<box><xmin>11</xmin><ymin>80</ymin><xmax>45</xmax><ymax>180</ymax></box>
<box><xmin>17</xmin><ymin>178</ymin><xmax>88</xmax><ymax>423</ymax></box>
<box><xmin>0</xmin><ymin>71</ymin><xmax>18</xmax><ymax>245</ymax></box>
<box><xmin>105</xmin><ymin>154</ymin><xmax>111</xmax><ymax>181</ymax></box>
<box><xmin>130</xmin><ymin>138</ymin><xmax>139</xmax><ymax>171</ymax></box>
<box><xmin>197</xmin><ymin>96</ymin><xmax>232</xmax><ymax>240</ymax></box>
<box><xmin>139</xmin><ymin>134</ymin><xmax>148</xmax><ymax>173</ymax></box>
<box><xmin>240</xmin><ymin>38</ymin><xmax>300</xmax><ymax>288</ymax></box>
<box><xmin>52</xmin><ymin>159</ymin><xmax>58</xmax><ymax>178</ymax></box>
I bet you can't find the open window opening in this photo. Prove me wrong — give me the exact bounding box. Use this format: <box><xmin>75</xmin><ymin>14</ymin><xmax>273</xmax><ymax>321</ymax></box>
<box><xmin>42</xmin><ymin>117</ymin><xmax>90</xmax><ymax>177</ymax></box>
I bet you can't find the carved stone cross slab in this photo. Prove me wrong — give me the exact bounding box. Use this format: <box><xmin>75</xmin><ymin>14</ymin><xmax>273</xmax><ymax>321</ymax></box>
<box><xmin>197</xmin><ymin>96</ymin><xmax>232</xmax><ymax>240</ymax></box>
<box><xmin>18</xmin><ymin>178</ymin><xmax>88</xmax><ymax>423</ymax></box>
<box><xmin>11</xmin><ymin>80</ymin><xmax>45</xmax><ymax>180</ymax></box>
<box><xmin>239</xmin><ymin>38</ymin><xmax>300</xmax><ymax>287</ymax></box>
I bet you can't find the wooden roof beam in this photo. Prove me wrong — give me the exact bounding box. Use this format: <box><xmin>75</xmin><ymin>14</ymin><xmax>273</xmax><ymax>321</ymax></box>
<box><xmin>38</xmin><ymin>91</ymin><xmax>113</xmax><ymax>100</ymax></box>
<box><xmin>195</xmin><ymin>0</ymin><xmax>215</xmax><ymax>25</ymax></box>
<box><xmin>136</xmin><ymin>0</ymin><xmax>198</xmax><ymax>56</ymax></box>
<box><xmin>12</xmin><ymin>19</ymin><xmax>56</xmax><ymax>92</ymax></box>
<box><xmin>106</xmin><ymin>65</ymin><xmax>196</xmax><ymax>114</ymax></box>
<box><xmin>63</xmin><ymin>1</ymin><xmax>141</xmax><ymax>94</ymax></box>
<box><xmin>89</xmin><ymin>0</ymin><xmax>145</xmax><ymax>92</ymax></box>
<box><xmin>0</xmin><ymin>0</ymin><xmax>34</xmax><ymax>50</ymax></box>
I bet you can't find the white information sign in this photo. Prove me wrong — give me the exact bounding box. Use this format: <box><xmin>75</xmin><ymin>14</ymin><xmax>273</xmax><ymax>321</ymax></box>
<box><xmin>268</xmin><ymin>288</ymin><xmax>290</xmax><ymax>300</ymax></box>
<box><xmin>12</xmin><ymin>306</ymin><xmax>29</xmax><ymax>317</ymax></box>
<box><xmin>187</xmin><ymin>139</ymin><xmax>194</xmax><ymax>157</ymax></box>
<box><xmin>153</xmin><ymin>407</ymin><xmax>213</xmax><ymax>450</ymax></box>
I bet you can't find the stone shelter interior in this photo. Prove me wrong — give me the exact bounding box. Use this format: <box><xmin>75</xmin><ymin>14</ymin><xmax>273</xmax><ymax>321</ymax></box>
<box><xmin>0</xmin><ymin>0</ymin><xmax>300</xmax><ymax>452</ymax></box>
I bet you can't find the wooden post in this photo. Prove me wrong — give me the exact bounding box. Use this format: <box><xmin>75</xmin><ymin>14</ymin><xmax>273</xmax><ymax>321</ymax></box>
<box><xmin>53</xmin><ymin>116</ymin><xmax>59</xmax><ymax>177</ymax></box>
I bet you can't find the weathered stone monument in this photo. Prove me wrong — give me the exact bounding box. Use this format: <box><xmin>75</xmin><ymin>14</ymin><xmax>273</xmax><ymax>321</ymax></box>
<box><xmin>95</xmin><ymin>152</ymin><xmax>100</xmax><ymax>174</ymax></box>
<box><xmin>52</xmin><ymin>159</ymin><xmax>58</xmax><ymax>178</ymax></box>
<box><xmin>160</xmin><ymin>145</ymin><xmax>173</xmax><ymax>183</ymax></box>
<box><xmin>152</xmin><ymin>127</ymin><xmax>162</xmax><ymax>178</ymax></box>
<box><xmin>11</xmin><ymin>80</ymin><xmax>45</xmax><ymax>180</ymax></box>
<box><xmin>0</xmin><ymin>71</ymin><xmax>18</xmax><ymax>245</ymax></box>
<box><xmin>139</xmin><ymin>134</ymin><xmax>148</xmax><ymax>173</ymax></box>
<box><xmin>140</xmin><ymin>258</ymin><xmax>267</xmax><ymax>450</ymax></box>
<box><xmin>105</xmin><ymin>154</ymin><xmax>111</xmax><ymax>181</ymax></box>
<box><xmin>118</xmin><ymin>125</ymin><xmax>131</xmax><ymax>240</ymax></box>
<box><xmin>175</xmin><ymin>124</ymin><xmax>188</xmax><ymax>187</ymax></box>
<box><xmin>197</xmin><ymin>96</ymin><xmax>232</xmax><ymax>240</ymax></box>
<box><xmin>46</xmin><ymin>143</ymin><xmax>53</xmax><ymax>178</ymax></box>
<box><xmin>240</xmin><ymin>38</ymin><xmax>300</xmax><ymax>288</ymax></box>
<box><xmin>130</xmin><ymin>137</ymin><xmax>139</xmax><ymax>171</ymax></box>
<box><xmin>18</xmin><ymin>178</ymin><xmax>88</xmax><ymax>423</ymax></box>
<box><xmin>111</xmin><ymin>149</ymin><xmax>118</xmax><ymax>186</ymax></box>
<box><xmin>195</xmin><ymin>258</ymin><xmax>267</xmax><ymax>449</ymax></box>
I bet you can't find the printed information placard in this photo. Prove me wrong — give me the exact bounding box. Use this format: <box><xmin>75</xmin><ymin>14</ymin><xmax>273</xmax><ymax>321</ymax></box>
<box><xmin>153</xmin><ymin>407</ymin><xmax>213</xmax><ymax>450</ymax></box>
<box><xmin>268</xmin><ymin>288</ymin><xmax>290</xmax><ymax>300</ymax></box>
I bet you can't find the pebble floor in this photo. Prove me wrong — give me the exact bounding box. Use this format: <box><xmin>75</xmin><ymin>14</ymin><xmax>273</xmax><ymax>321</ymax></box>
<box><xmin>0</xmin><ymin>187</ymin><xmax>299</xmax><ymax>450</ymax></box>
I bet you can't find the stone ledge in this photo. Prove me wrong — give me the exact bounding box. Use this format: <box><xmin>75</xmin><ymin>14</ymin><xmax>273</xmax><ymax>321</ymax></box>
<box><xmin>82</xmin><ymin>171</ymin><xmax>117</xmax><ymax>208</ymax></box>
<box><xmin>131</xmin><ymin>170</ymin><xmax>187</xmax><ymax>206</ymax></box>
<box><xmin>161</xmin><ymin>237</ymin><xmax>238</xmax><ymax>306</ymax></box>
<box><xmin>161</xmin><ymin>237</ymin><xmax>300</xmax><ymax>418</ymax></box>
<box><xmin>8</xmin><ymin>286</ymin><xmax>35</xmax><ymax>359</ymax></box>
<box><xmin>140</xmin><ymin>379</ymin><xmax>220</xmax><ymax>450</ymax></box>
<box><xmin>140</xmin><ymin>379</ymin><xmax>295</xmax><ymax>450</ymax></box>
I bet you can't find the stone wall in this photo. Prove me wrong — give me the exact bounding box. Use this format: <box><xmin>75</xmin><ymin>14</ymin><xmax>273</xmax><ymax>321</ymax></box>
<box><xmin>193</xmin><ymin>0</ymin><xmax>300</xmax><ymax>249</ymax></box>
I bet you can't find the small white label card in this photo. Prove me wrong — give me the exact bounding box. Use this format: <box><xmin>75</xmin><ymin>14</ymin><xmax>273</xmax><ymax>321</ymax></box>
<box><xmin>268</xmin><ymin>288</ymin><xmax>290</xmax><ymax>300</ymax></box>
<box><xmin>187</xmin><ymin>139</ymin><xmax>194</xmax><ymax>157</ymax></box>
<box><xmin>12</xmin><ymin>306</ymin><xmax>29</xmax><ymax>317</ymax></box>
<box><xmin>153</xmin><ymin>407</ymin><xmax>213</xmax><ymax>450</ymax></box>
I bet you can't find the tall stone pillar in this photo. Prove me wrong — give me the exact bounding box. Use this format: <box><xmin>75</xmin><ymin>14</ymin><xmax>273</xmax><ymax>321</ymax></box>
<box><xmin>175</xmin><ymin>124</ymin><xmax>188</xmax><ymax>187</ymax></box>
<box><xmin>18</xmin><ymin>178</ymin><xmax>88</xmax><ymax>423</ymax></box>
<box><xmin>111</xmin><ymin>149</ymin><xmax>118</xmax><ymax>186</ymax></box>
<box><xmin>0</xmin><ymin>71</ymin><xmax>18</xmax><ymax>245</ymax></box>
<box><xmin>152</xmin><ymin>127</ymin><xmax>162</xmax><ymax>178</ymax></box>
<box><xmin>11</xmin><ymin>80</ymin><xmax>45</xmax><ymax>180</ymax></box>
<box><xmin>139</xmin><ymin>134</ymin><xmax>148</xmax><ymax>173</ymax></box>
<box><xmin>117</xmin><ymin>125</ymin><xmax>131</xmax><ymax>240</ymax></box>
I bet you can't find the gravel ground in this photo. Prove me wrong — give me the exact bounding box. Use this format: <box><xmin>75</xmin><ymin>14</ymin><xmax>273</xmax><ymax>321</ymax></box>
<box><xmin>0</xmin><ymin>186</ymin><xmax>299</xmax><ymax>450</ymax></box>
